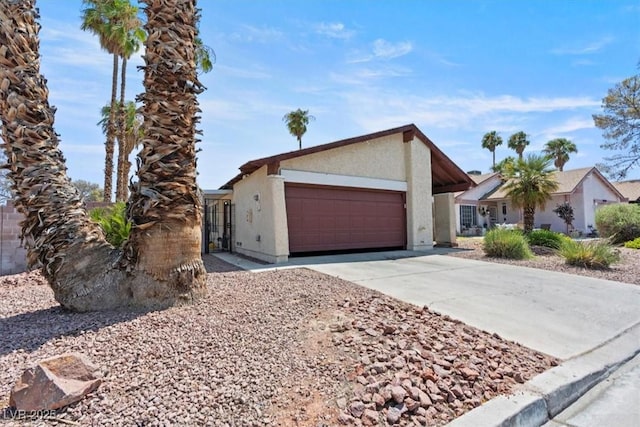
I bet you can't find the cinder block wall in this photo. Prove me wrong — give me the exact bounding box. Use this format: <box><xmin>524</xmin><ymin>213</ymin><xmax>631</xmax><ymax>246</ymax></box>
<box><xmin>1</xmin><ymin>201</ymin><xmax>112</xmax><ymax>276</ymax></box>
<box><xmin>1</xmin><ymin>202</ymin><xmax>28</xmax><ymax>275</ymax></box>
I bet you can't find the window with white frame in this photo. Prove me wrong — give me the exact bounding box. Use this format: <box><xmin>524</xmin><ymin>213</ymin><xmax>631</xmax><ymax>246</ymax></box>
<box><xmin>460</xmin><ymin>205</ymin><xmax>477</xmax><ymax>228</ymax></box>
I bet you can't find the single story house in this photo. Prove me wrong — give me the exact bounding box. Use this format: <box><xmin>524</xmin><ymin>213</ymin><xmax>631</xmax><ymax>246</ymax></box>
<box><xmin>204</xmin><ymin>124</ymin><xmax>473</xmax><ymax>263</ymax></box>
<box><xmin>455</xmin><ymin>167</ymin><xmax>627</xmax><ymax>235</ymax></box>
<box><xmin>613</xmin><ymin>180</ymin><xmax>640</xmax><ymax>204</ymax></box>
<box><xmin>454</xmin><ymin>172</ymin><xmax>502</xmax><ymax>235</ymax></box>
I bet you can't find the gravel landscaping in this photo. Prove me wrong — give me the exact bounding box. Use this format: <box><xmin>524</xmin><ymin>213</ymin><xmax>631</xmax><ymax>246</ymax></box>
<box><xmin>1</xmin><ymin>257</ymin><xmax>558</xmax><ymax>426</ymax></box>
<box><xmin>448</xmin><ymin>237</ymin><xmax>640</xmax><ymax>286</ymax></box>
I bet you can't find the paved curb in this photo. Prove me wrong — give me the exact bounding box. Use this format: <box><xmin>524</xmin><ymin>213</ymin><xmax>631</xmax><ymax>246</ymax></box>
<box><xmin>446</xmin><ymin>322</ymin><xmax>640</xmax><ymax>427</ymax></box>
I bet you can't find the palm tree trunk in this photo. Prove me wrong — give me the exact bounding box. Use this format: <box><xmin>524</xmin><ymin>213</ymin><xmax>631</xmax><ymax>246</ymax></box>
<box><xmin>298</xmin><ymin>136</ymin><xmax>302</xmax><ymax>150</ymax></box>
<box><xmin>0</xmin><ymin>0</ymin><xmax>127</xmax><ymax>310</ymax></box>
<box><xmin>523</xmin><ymin>205</ymin><xmax>535</xmax><ymax>233</ymax></box>
<box><xmin>104</xmin><ymin>53</ymin><xmax>118</xmax><ymax>202</ymax></box>
<box><xmin>116</xmin><ymin>56</ymin><xmax>127</xmax><ymax>202</ymax></box>
<box><xmin>121</xmin><ymin>0</ymin><xmax>207</xmax><ymax>298</ymax></box>
<box><xmin>492</xmin><ymin>150</ymin><xmax>496</xmax><ymax>168</ymax></box>
<box><xmin>0</xmin><ymin>0</ymin><xmax>205</xmax><ymax>311</ymax></box>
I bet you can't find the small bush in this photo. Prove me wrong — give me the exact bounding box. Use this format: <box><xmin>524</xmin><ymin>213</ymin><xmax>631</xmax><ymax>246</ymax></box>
<box><xmin>595</xmin><ymin>204</ymin><xmax>640</xmax><ymax>244</ymax></box>
<box><xmin>483</xmin><ymin>228</ymin><xmax>533</xmax><ymax>259</ymax></box>
<box><xmin>89</xmin><ymin>202</ymin><xmax>131</xmax><ymax>248</ymax></box>
<box><xmin>624</xmin><ymin>237</ymin><xmax>640</xmax><ymax>249</ymax></box>
<box><xmin>526</xmin><ymin>229</ymin><xmax>566</xmax><ymax>249</ymax></box>
<box><xmin>558</xmin><ymin>239</ymin><xmax>620</xmax><ymax>269</ymax></box>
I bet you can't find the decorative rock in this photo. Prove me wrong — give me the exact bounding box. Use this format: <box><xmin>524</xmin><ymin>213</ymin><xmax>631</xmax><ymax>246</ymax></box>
<box><xmin>338</xmin><ymin>412</ymin><xmax>354</xmax><ymax>424</ymax></box>
<box><xmin>405</xmin><ymin>397</ymin><xmax>420</xmax><ymax>411</ymax></box>
<box><xmin>514</xmin><ymin>372</ymin><xmax>526</xmax><ymax>383</ymax></box>
<box><xmin>336</xmin><ymin>397</ymin><xmax>348</xmax><ymax>409</ymax></box>
<box><xmin>348</xmin><ymin>400</ymin><xmax>365</xmax><ymax>418</ymax></box>
<box><xmin>418</xmin><ymin>390</ymin><xmax>432</xmax><ymax>407</ymax></box>
<box><xmin>391</xmin><ymin>385</ymin><xmax>406</xmax><ymax>403</ymax></box>
<box><xmin>362</xmin><ymin>409</ymin><xmax>379</xmax><ymax>425</ymax></box>
<box><xmin>9</xmin><ymin>353</ymin><xmax>101</xmax><ymax>411</ymax></box>
<box><xmin>387</xmin><ymin>407</ymin><xmax>402</xmax><ymax>424</ymax></box>
<box><xmin>461</xmin><ymin>367</ymin><xmax>480</xmax><ymax>379</ymax></box>
<box><xmin>451</xmin><ymin>384</ymin><xmax>464</xmax><ymax>399</ymax></box>
<box><xmin>372</xmin><ymin>393</ymin><xmax>386</xmax><ymax>408</ymax></box>
<box><xmin>365</xmin><ymin>328</ymin><xmax>379</xmax><ymax>337</ymax></box>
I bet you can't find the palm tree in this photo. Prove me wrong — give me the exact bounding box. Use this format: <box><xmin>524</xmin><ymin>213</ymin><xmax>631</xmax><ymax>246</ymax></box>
<box><xmin>99</xmin><ymin>101</ymin><xmax>143</xmax><ymax>201</ymax></box>
<box><xmin>116</xmin><ymin>24</ymin><xmax>145</xmax><ymax>201</ymax></box>
<box><xmin>81</xmin><ymin>0</ymin><xmax>141</xmax><ymax>202</ymax></box>
<box><xmin>492</xmin><ymin>156</ymin><xmax>516</xmax><ymax>174</ymax></box>
<box><xmin>502</xmin><ymin>154</ymin><xmax>559</xmax><ymax>233</ymax></box>
<box><xmin>481</xmin><ymin>131</ymin><xmax>503</xmax><ymax>169</ymax></box>
<box><xmin>0</xmin><ymin>0</ymin><xmax>206</xmax><ymax>311</ymax></box>
<box><xmin>543</xmin><ymin>138</ymin><xmax>578</xmax><ymax>171</ymax></box>
<box><xmin>283</xmin><ymin>109</ymin><xmax>315</xmax><ymax>150</ymax></box>
<box><xmin>508</xmin><ymin>131</ymin><xmax>530</xmax><ymax>159</ymax></box>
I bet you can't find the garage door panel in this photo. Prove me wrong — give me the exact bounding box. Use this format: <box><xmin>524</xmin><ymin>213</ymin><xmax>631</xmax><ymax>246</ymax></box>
<box><xmin>285</xmin><ymin>184</ymin><xmax>405</xmax><ymax>253</ymax></box>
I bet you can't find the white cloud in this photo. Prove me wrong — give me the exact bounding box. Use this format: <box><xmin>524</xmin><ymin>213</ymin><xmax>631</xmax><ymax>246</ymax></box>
<box><xmin>314</xmin><ymin>22</ymin><xmax>355</xmax><ymax>39</ymax></box>
<box><xmin>339</xmin><ymin>90</ymin><xmax>600</xmax><ymax>134</ymax></box>
<box><xmin>551</xmin><ymin>36</ymin><xmax>614</xmax><ymax>55</ymax></box>
<box><xmin>329</xmin><ymin>66</ymin><xmax>411</xmax><ymax>85</ymax></box>
<box><xmin>542</xmin><ymin>117</ymin><xmax>594</xmax><ymax>135</ymax></box>
<box><xmin>229</xmin><ymin>25</ymin><xmax>283</xmax><ymax>43</ymax></box>
<box><xmin>347</xmin><ymin>38</ymin><xmax>413</xmax><ymax>63</ymax></box>
<box><xmin>372</xmin><ymin>39</ymin><xmax>413</xmax><ymax>59</ymax></box>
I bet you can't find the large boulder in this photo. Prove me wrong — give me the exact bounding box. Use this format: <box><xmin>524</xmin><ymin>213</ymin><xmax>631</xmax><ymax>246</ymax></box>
<box><xmin>9</xmin><ymin>353</ymin><xmax>101</xmax><ymax>411</ymax></box>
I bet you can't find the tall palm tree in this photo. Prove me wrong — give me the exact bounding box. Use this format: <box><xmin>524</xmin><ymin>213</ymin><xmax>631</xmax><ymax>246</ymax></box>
<box><xmin>0</xmin><ymin>0</ymin><xmax>206</xmax><ymax>311</ymax></box>
<box><xmin>117</xmin><ymin>26</ymin><xmax>145</xmax><ymax>201</ymax></box>
<box><xmin>502</xmin><ymin>154</ymin><xmax>559</xmax><ymax>233</ymax></box>
<box><xmin>99</xmin><ymin>101</ymin><xmax>143</xmax><ymax>201</ymax></box>
<box><xmin>543</xmin><ymin>138</ymin><xmax>578</xmax><ymax>171</ymax></box>
<box><xmin>508</xmin><ymin>131</ymin><xmax>530</xmax><ymax>159</ymax></box>
<box><xmin>283</xmin><ymin>109</ymin><xmax>315</xmax><ymax>150</ymax></box>
<box><xmin>81</xmin><ymin>0</ymin><xmax>141</xmax><ymax>202</ymax></box>
<box><xmin>481</xmin><ymin>130</ymin><xmax>503</xmax><ymax>169</ymax></box>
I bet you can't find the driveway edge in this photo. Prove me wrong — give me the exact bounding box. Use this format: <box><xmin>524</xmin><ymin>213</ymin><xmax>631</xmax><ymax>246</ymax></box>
<box><xmin>446</xmin><ymin>322</ymin><xmax>640</xmax><ymax>427</ymax></box>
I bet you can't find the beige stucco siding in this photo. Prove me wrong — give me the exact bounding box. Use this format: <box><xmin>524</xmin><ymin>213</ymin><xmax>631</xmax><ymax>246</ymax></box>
<box><xmin>280</xmin><ymin>134</ymin><xmax>406</xmax><ymax>181</ymax></box>
<box><xmin>231</xmin><ymin>165</ymin><xmax>289</xmax><ymax>263</ymax></box>
<box><xmin>404</xmin><ymin>137</ymin><xmax>433</xmax><ymax>250</ymax></box>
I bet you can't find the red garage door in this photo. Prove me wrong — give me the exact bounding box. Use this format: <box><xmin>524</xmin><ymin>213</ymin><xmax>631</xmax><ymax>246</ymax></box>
<box><xmin>285</xmin><ymin>184</ymin><xmax>406</xmax><ymax>253</ymax></box>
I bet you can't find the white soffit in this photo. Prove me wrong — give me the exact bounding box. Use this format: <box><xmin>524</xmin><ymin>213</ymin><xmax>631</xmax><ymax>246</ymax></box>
<box><xmin>280</xmin><ymin>169</ymin><xmax>407</xmax><ymax>192</ymax></box>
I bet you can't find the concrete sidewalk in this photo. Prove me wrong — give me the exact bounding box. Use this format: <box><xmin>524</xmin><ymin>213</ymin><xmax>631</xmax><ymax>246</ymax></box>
<box><xmin>212</xmin><ymin>250</ymin><xmax>640</xmax><ymax>426</ymax></box>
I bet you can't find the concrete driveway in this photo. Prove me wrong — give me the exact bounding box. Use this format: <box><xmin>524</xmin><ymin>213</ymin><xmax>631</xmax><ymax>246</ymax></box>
<box><xmin>286</xmin><ymin>251</ymin><xmax>640</xmax><ymax>360</ymax></box>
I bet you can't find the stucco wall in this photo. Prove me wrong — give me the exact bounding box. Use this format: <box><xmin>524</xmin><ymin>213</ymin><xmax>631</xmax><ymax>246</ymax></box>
<box><xmin>404</xmin><ymin>137</ymin><xmax>433</xmax><ymax>250</ymax></box>
<box><xmin>280</xmin><ymin>134</ymin><xmax>406</xmax><ymax>181</ymax></box>
<box><xmin>231</xmin><ymin>166</ymin><xmax>289</xmax><ymax>263</ymax></box>
<box><xmin>582</xmin><ymin>174</ymin><xmax>623</xmax><ymax>231</ymax></box>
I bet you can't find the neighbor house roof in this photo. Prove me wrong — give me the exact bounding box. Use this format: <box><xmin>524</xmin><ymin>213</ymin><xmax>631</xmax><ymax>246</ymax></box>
<box><xmin>468</xmin><ymin>172</ymin><xmax>499</xmax><ymax>185</ymax></box>
<box><xmin>482</xmin><ymin>167</ymin><xmax>625</xmax><ymax>201</ymax></box>
<box><xmin>220</xmin><ymin>124</ymin><xmax>474</xmax><ymax>194</ymax></box>
<box><xmin>614</xmin><ymin>180</ymin><xmax>640</xmax><ymax>202</ymax></box>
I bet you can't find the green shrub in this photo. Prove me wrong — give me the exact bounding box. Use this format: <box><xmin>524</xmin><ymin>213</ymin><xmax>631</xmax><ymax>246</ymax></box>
<box><xmin>483</xmin><ymin>228</ymin><xmax>533</xmax><ymax>259</ymax></box>
<box><xmin>89</xmin><ymin>202</ymin><xmax>131</xmax><ymax>248</ymax></box>
<box><xmin>624</xmin><ymin>237</ymin><xmax>640</xmax><ymax>249</ymax></box>
<box><xmin>558</xmin><ymin>239</ymin><xmax>620</xmax><ymax>269</ymax></box>
<box><xmin>526</xmin><ymin>229</ymin><xmax>565</xmax><ymax>249</ymax></box>
<box><xmin>595</xmin><ymin>204</ymin><xmax>640</xmax><ymax>244</ymax></box>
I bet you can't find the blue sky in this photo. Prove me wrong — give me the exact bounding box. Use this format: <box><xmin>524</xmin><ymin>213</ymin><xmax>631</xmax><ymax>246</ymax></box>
<box><xmin>36</xmin><ymin>0</ymin><xmax>640</xmax><ymax>191</ymax></box>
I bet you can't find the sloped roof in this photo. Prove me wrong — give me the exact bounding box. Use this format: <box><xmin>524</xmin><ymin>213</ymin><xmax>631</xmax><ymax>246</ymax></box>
<box><xmin>614</xmin><ymin>180</ymin><xmax>640</xmax><ymax>202</ymax></box>
<box><xmin>468</xmin><ymin>172</ymin><xmax>499</xmax><ymax>185</ymax></box>
<box><xmin>482</xmin><ymin>167</ymin><xmax>625</xmax><ymax>201</ymax></box>
<box><xmin>221</xmin><ymin>124</ymin><xmax>474</xmax><ymax>194</ymax></box>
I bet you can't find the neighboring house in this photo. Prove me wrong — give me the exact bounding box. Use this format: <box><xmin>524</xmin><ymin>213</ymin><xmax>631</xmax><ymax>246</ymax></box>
<box><xmin>613</xmin><ymin>180</ymin><xmax>640</xmax><ymax>204</ymax></box>
<box><xmin>204</xmin><ymin>124</ymin><xmax>473</xmax><ymax>263</ymax></box>
<box><xmin>455</xmin><ymin>167</ymin><xmax>627</xmax><ymax>235</ymax></box>
<box><xmin>454</xmin><ymin>172</ymin><xmax>502</xmax><ymax>234</ymax></box>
